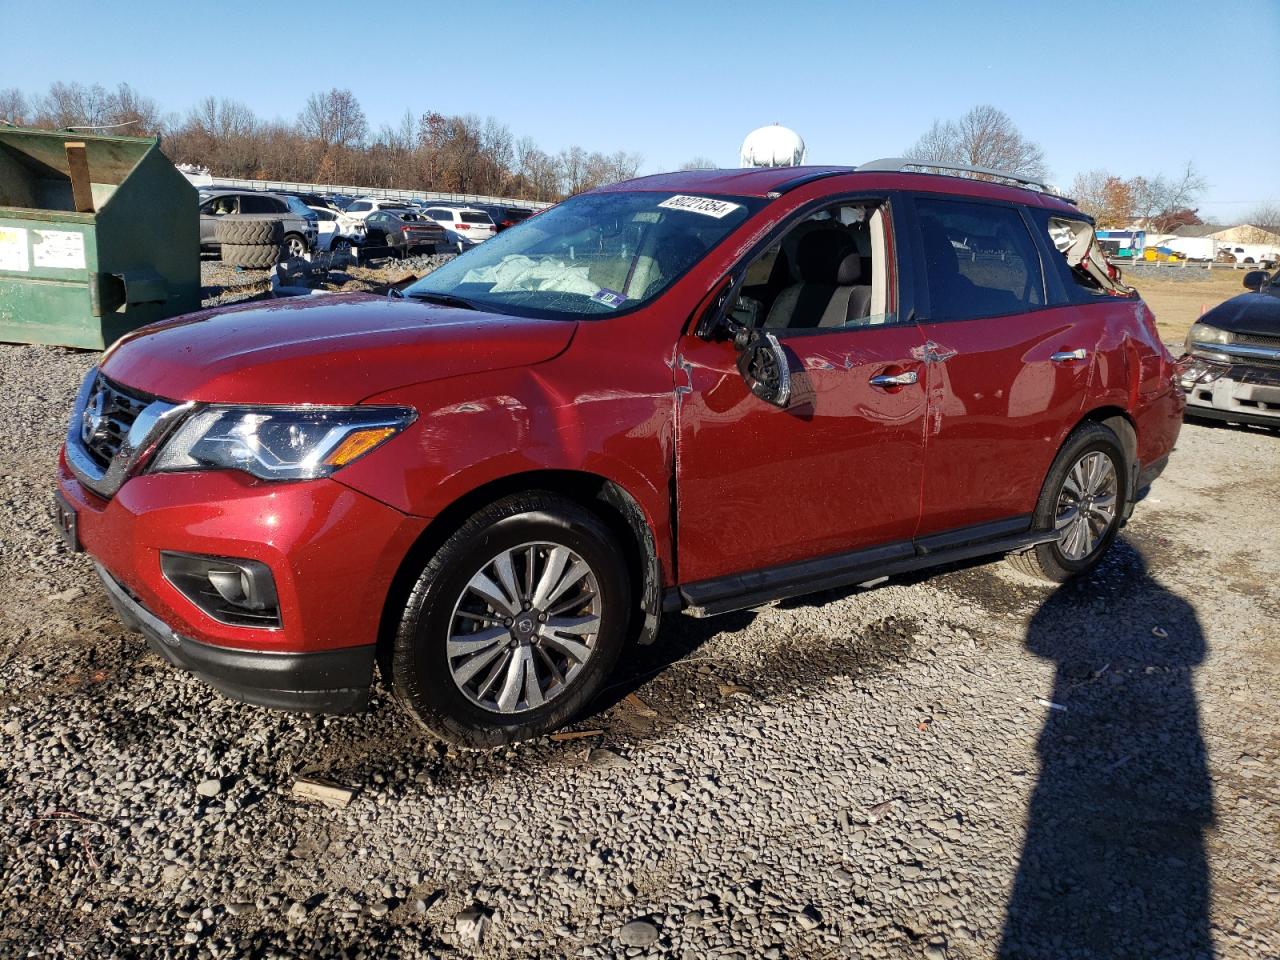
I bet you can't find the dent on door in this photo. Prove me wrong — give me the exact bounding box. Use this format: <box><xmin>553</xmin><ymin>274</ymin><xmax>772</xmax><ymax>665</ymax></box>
<box><xmin>673</xmin><ymin>326</ymin><xmax>929</xmax><ymax>584</ymax></box>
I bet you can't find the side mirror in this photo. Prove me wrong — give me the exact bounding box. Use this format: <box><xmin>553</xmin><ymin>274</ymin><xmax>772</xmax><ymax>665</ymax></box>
<box><xmin>1243</xmin><ymin>270</ymin><xmax>1268</xmax><ymax>292</ymax></box>
<box><xmin>736</xmin><ymin>329</ymin><xmax>791</xmax><ymax>408</ymax></box>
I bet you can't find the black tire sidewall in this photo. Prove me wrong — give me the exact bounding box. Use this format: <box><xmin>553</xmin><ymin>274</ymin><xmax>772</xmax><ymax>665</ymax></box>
<box><xmin>1032</xmin><ymin>427</ymin><xmax>1128</xmax><ymax>579</ymax></box>
<box><xmin>394</xmin><ymin>499</ymin><xmax>631</xmax><ymax>747</ymax></box>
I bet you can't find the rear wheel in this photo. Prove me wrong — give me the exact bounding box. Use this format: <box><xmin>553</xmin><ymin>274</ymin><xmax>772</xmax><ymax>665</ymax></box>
<box><xmin>1007</xmin><ymin>423</ymin><xmax>1127</xmax><ymax>583</ymax></box>
<box><xmin>283</xmin><ymin>233</ymin><xmax>308</xmax><ymax>259</ymax></box>
<box><xmin>390</xmin><ymin>493</ymin><xmax>631</xmax><ymax>748</ymax></box>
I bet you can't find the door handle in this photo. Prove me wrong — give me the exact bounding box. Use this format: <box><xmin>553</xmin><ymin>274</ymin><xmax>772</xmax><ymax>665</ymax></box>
<box><xmin>1051</xmin><ymin>348</ymin><xmax>1088</xmax><ymax>363</ymax></box>
<box><xmin>869</xmin><ymin>371</ymin><xmax>919</xmax><ymax>388</ymax></box>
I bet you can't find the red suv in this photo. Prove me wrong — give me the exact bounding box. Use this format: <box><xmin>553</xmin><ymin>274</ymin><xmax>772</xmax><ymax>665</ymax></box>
<box><xmin>55</xmin><ymin>161</ymin><xmax>1183</xmax><ymax>747</ymax></box>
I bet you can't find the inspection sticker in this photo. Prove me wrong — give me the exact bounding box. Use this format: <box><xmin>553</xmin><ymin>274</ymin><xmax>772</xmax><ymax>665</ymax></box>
<box><xmin>0</xmin><ymin>227</ymin><xmax>29</xmax><ymax>272</ymax></box>
<box><xmin>591</xmin><ymin>287</ymin><xmax>627</xmax><ymax>309</ymax></box>
<box><xmin>32</xmin><ymin>230</ymin><xmax>86</xmax><ymax>270</ymax></box>
<box><xmin>657</xmin><ymin>195</ymin><xmax>742</xmax><ymax>219</ymax></box>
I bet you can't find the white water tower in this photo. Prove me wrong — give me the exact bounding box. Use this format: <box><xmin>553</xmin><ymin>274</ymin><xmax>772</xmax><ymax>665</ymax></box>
<box><xmin>740</xmin><ymin>124</ymin><xmax>806</xmax><ymax>168</ymax></box>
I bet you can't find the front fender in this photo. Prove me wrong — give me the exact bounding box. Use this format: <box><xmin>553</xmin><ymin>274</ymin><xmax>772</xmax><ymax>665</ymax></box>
<box><xmin>336</xmin><ymin>362</ymin><xmax>677</xmax><ymax>581</ymax></box>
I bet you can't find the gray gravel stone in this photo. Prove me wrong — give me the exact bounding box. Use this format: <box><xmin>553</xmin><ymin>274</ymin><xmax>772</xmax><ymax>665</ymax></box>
<box><xmin>618</xmin><ymin>918</ymin><xmax>660</xmax><ymax>946</ymax></box>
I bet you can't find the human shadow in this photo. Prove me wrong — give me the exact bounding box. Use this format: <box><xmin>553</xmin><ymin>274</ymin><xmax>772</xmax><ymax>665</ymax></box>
<box><xmin>999</xmin><ymin>542</ymin><xmax>1216</xmax><ymax>959</ymax></box>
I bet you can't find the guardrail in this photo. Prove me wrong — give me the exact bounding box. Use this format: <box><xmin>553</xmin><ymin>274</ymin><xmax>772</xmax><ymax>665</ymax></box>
<box><xmin>192</xmin><ymin>174</ymin><xmax>554</xmax><ymax>211</ymax></box>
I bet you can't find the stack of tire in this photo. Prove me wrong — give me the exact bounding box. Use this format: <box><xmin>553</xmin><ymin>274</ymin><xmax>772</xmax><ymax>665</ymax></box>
<box><xmin>214</xmin><ymin>215</ymin><xmax>284</xmax><ymax>269</ymax></box>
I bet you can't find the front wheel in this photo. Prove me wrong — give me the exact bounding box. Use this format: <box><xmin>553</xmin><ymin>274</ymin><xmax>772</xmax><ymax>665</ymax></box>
<box><xmin>1007</xmin><ymin>422</ymin><xmax>1128</xmax><ymax>583</ymax></box>
<box><xmin>390</xmin><ymin>493</ymin><xmax>632</xmax><ymax>748</ymax></box>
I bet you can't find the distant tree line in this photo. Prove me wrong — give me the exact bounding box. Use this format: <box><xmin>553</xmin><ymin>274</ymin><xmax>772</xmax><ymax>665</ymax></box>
<box><xmin>0</xmin><ymin>82</ymin><xmax>643</xmax><ymax>201</ymax></box>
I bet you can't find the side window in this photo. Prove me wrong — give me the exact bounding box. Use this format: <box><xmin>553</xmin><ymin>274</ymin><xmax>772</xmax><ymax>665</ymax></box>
<box><xmin>727</xmin><ymin>199</ymin><xmax>895</xmax><ymax>333</ymax></box>
<box><xmin>915</xmin><ymin>198</ymin><xmax>1044</xmax><ymax>321</ymax></box>
<box><xmin>348</xmin><ymin>201</ymin><xmax>370</xmax><ymax>212</ymax></box>
<box><xmin>239</xmin><ymin>194</ymin><xmax>275</xmax><ymax>215</ymax></box>
<box><xmin>204</xmin><ymin>196</ymin><xmax>237</xmax><ymax>216</ymax></box>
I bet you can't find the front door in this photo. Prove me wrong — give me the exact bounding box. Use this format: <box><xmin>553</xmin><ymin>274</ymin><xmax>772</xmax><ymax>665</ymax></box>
<box><xmin>674</xmin><ymin>197</ymin><xmax>929</xmax><ymax>586</ymax></box>
<box><xmin>907</xmin><ymin>194</ymin><xmax>1096</xmax><ymax>535</ymax></box>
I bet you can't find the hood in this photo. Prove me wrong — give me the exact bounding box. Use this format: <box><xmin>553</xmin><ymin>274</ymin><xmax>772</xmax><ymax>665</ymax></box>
<box><xmin>101</xmin><ymin>293</ymin><xmax>577</xmax><ymax>404</ymax></box>
<box><xmin>1198</xmin><ymin>292</ymin><xmax>1280</xmax><ymax>339</ymax></box>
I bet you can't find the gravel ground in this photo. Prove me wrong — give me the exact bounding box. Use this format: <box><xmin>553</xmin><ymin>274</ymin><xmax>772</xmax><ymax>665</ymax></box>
<box><xmin>1</xmin><ymin>342</ymin><xmax>1277</xmax><ymax>960</ymax></box>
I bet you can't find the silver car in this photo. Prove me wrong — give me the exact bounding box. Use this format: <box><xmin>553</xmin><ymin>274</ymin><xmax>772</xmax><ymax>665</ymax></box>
<box><xmin>198</xmin><ymin>190</ymin><xmax>319</xmax><ymax>258</ymax></box>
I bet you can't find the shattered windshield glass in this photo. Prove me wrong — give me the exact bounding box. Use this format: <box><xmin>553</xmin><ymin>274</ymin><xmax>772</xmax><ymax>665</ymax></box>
<box><xmin>404</xmin><ymin>191</ymin><xmax>764</xmax><ymax>319</ymax></box>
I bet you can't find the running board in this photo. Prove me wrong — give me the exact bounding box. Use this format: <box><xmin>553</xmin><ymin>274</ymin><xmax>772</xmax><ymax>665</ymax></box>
<box><xmin>678</xmin><ymin>527</ymin><xmax>1057</xmax><ymax>618</ymax></box>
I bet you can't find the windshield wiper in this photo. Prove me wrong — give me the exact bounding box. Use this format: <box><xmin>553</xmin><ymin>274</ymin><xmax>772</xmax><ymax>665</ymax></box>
<box><xmin>405</xmin><ymin>291</ymin><xmax>477</xmax><ymax>310</ymax></box>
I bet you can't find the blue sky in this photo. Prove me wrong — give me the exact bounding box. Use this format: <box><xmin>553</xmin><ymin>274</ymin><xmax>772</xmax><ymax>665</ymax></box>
<box><xmin>2</xmin><ymin>0</ymin><xmax>1276</xmax><ymax>220</ymax></box>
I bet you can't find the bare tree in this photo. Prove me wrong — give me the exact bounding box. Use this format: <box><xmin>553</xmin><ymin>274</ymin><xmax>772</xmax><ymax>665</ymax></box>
<box><xmin>1241</xmin><ymin>203</ymin><xmax>1280</xmax><ymax>242</ymax></box>
<box><xmin>679</xmin><ymin>156</ymin><xmax>717</xmax><ymax>170</ymax></box>
<box><xmin>1069</xmin><ymin>169</ymin><xmax>1134</xmax><ymax>228</ymax></box>
<box><xmin>33</xmin><ymin>81</ymin><xmax>111</xmax><ymax>129</ymax></box>
<box><xmin>0</xmin><ymin>88</ymin><xmax>28</xmax><ymax>125</ymax></box>
<box><xmin>1130</xmin><ymin>163</ymin><xmax>1207</xmax><ymax>232</ymax></box>
<box><xmin>298</xmin><ymin>89</ymin><xmax>367</xmax><ymax>149</ymax></box>
<box><xmin>906</xmin><ymin>105</ymin><xmax>1048</xmax><ymax>180</ymax></box>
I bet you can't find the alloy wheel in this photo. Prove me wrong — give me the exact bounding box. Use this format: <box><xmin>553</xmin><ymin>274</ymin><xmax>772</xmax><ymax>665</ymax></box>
<box><xmin>446</xmin><ymin>541</ymin><xmax>601</xmax><ymax>714</ymax></box>
<box><xmin>1054</xmin><ymin>450</ymin><xmax>1118</xmax><ymax>561</ymax></box>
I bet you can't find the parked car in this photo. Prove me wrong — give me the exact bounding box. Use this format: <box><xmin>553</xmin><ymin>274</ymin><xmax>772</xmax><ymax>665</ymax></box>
<box><xmin>342</xmin><ymin>197</ymin><xmax>414</xmax><ymax>220</ymax></box>
<box><xmin>362</xmin><ymin>210</ymin><xmax>446</xmax><ymax>257</ymax></box>
<box><xmin>480</xmin><ymin>204</ymin><xmax>535</xmax><ymax>233</ymax></box>
<box><xmin>199</xmin><ymin>190</ymin><xmax>318</xmax><ymax>258</ymax></box>
<box><xmin>423</xmin><ymin>205</ymin><xmax>496</xmax><ymax>251</ymax></box>
<box><xmin>1179</xmin><ymin>268</ymin><xmax>1280</xmax><ymax>429</ymax></box>
<box><xmin>1222</xmin><ymin>245</ymin><xmax>1279</xmax><ymax>267</ymax></box>
<box><xmin>308</xmin><ymin>206</ymin><xmax>367</xmax><ymax>253</ymax></box>
<box><xmin>56</xmin><ymin>162</ymin><xmax>1182</xmax><ymax>747</ymax></box>
<box><xmin>284</xmin><ymin>191</ymin><xmax>340</xmax><ymax>212</ymax></box>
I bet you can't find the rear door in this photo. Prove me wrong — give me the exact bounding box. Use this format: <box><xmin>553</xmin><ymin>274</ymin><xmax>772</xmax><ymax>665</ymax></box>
<box><xmin>906</xmin><ymin>194</ymin><xmax>1099</xmax><ymax>536</ymax></box>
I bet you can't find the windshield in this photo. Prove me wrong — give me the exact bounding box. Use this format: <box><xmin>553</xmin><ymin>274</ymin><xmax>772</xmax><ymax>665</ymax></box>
<box><xmin>404</xmin><ymin>190</ymin><xmax>765</xmax><ymax>319</ymax></box>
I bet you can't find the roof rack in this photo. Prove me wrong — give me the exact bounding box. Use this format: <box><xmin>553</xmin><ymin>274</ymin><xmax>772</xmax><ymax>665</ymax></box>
<box><xmin>857</xmin><ymin>157</ymin><xmax>1062</xmax><ymax>196</ymax></box>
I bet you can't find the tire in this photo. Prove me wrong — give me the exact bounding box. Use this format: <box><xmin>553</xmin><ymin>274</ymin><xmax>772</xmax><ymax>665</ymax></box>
<box><xmin>332</xmin><ymin>237</ymin><xmax>352</xmax><ymax>254</ymax></box>
<box><xmin>1006</xmin><ymin>422</ymin><xmax>1128</xmax><ymax>583</ymax></box>
<box><xmin>219</xmin><ymin>242</ymin><xmax>280</xmax><ymax>269</ymax></box>
<box><xmin>282</xmin><ymin>233</ymin><xmax>309</xmax><ymax>259</ymax></box>
<box><xmin>390</xmin><ymin>493</ymin><xmax>632</xmax><ymax>748</ymax></box>
<box><xmin>213</xmin><ymin>216</ymin><xmax>283</xmax><ymax>246</ymax></box>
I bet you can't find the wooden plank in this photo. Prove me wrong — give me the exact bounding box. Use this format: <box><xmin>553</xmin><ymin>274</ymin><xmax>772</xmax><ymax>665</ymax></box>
<box><xmin>64</xmin><ymin>142</ymin><xmax>94</xmax><ymax>214</ymax></box>
<box><xmin>291</xmin><ymin>777</ymin><xmax>356</xmax><ymax>809</ymax></box>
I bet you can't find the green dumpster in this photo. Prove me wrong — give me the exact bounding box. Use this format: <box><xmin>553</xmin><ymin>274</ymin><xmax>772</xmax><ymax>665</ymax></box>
<box><xmin>0</xmin><ymin>126</ymin><xmax>199</xmax><ymax>349</ymax></box>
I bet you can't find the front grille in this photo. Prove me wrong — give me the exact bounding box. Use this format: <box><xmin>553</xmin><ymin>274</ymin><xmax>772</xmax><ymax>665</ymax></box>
<box><xmin>81</xmin><ymin>376</ymin><xmax>151</xmax><ymax>469</ymax></box>
<box><xmin>1236</xmin><ymin>332</ymin><xmax>1280</xmax><ymax>349</ymax></box>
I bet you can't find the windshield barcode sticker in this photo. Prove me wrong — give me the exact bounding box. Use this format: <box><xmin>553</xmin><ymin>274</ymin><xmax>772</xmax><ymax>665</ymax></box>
<box><xmin>658</xmin><ymin>195</ymin><xmax>742</xmax><ymax>219</ymax></box>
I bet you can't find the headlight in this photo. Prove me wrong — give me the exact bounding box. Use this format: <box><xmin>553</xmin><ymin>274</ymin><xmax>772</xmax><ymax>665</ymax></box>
<box><xmin>151</xmin><ymin>406</ymin><xmax>415</xmax><ymax>480</ymax></box>
<box><xmin>1186</xmin><ymin>322</ymin><xmax>1232</xmax><ymax>349</ymax></box>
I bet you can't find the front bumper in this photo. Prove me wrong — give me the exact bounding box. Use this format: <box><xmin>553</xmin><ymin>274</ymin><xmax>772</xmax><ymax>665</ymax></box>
<box><xmin>1184</xmin><ymin>364</ymin><xmax>1280</xmax><ymax>426</ymax></box>
<box><xmin>97</xmin><ymin>563</ymin><xmax>373</xmax><ymax>712</ymax></box>
<box><xmin>57</xmin><ymin>453</ymin><xmax>430</xmax><ymax>711</ymax></box>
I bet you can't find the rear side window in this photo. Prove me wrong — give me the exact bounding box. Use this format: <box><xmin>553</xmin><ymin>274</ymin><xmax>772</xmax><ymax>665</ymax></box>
<box><xmin>915</xmin><ymin>197</ymin><xmax>1044</xmax><ymax>321</ymax></box>
<box><xmin>239</xmin><ymin>195</ymin><xmax>278</xmax><ymax>214</ymax></box>
<box><xmin>427</xmin><ymin>209</ymin><xmax>454</xmax><ymax>221</ymax></box>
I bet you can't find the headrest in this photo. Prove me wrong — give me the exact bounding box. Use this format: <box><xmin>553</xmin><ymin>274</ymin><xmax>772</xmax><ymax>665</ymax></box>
<box><xmin>836</xmin><ymin>253</ymin><xmax>861</xmax><ymax>285</ymax></box>
<box><xmin>794</xmin><ymin>230</ymin><xmax>855</xmax><ymax>283</ymax></box>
